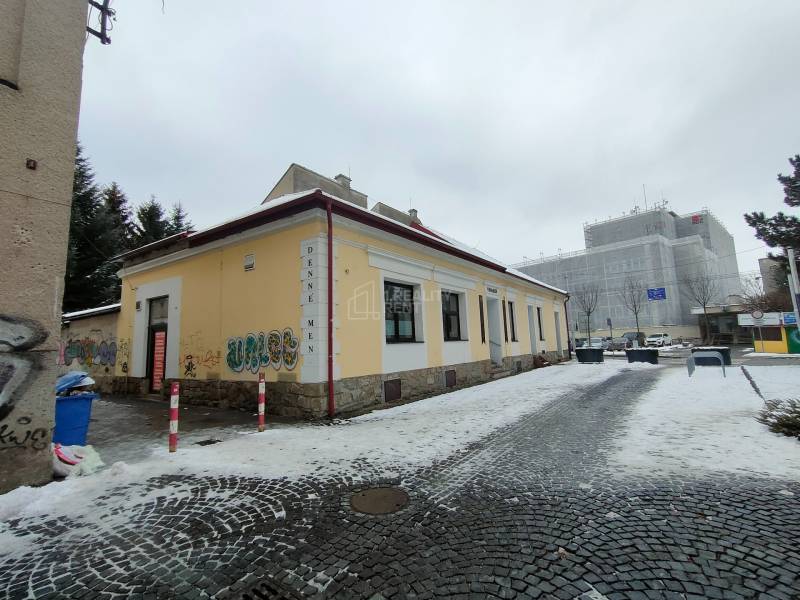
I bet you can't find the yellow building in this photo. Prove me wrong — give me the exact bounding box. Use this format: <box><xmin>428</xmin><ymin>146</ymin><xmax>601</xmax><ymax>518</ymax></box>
<box><xmin>115</xmin><ymin>166</ymin><xmax>570</xmax><ymax>417</ymax></box>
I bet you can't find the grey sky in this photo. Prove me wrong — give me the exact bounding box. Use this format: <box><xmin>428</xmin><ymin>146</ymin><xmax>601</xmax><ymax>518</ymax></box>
<box><xmin>80</xmin><ymin>1</ymin><xmax>800</xmax><ymax>275</ymax></box>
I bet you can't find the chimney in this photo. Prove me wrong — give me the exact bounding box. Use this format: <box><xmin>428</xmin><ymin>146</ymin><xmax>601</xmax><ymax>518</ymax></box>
<box><xmin>334</xmin><ymin>174</ymin><xmax>351</xmax><ymax>190</ymax></box>
<box><xmin>408</xmin><ymin>208</ymin><xmax>420</xmax><ymax>224</ymax></box>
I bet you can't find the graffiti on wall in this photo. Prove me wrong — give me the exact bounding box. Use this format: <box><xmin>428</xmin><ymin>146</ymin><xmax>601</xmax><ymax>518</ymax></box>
<box><xmin>117</xmin><ymin>338</ymin><xmax>130</xmax><ymax>374</ymax></box>
<box><xmin>0</xmin><ymin>416</ymin><xmax>48</xmax><ymax>452</ymax></box>
<box><xmin>226</xmin><ymin>328</ymin><xmax>299</xmax><ymax>373</ymax></box>
<box><xmin>183</xmin><ymin>354</ymin><xmax>197</xmax><ymax>378</ymax></box>
<box><xmin>58</xmin><ymin>336</ymin><xmax>117</xmax><ymax>368</ymax></box>
<box><xmin>1</xmin><ymin>315</ymin><xmax>49</xmax><ymax>451</ymax></box>
<box><xmin>179</xmin><ymin>331</ymin><xmax>220</xmax><ymax>379</ymax></box>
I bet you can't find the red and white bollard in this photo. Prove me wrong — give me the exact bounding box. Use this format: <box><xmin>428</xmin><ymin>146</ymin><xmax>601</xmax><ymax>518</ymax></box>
<box><xmin>258</xmin><ymin>373</ymin><xmax>266</xmax><ymax>432</ymax></box>
<box><xmin>169</xmin><ymin>381</ymin><xmax>180</xmax><ymax>452</ymax></box>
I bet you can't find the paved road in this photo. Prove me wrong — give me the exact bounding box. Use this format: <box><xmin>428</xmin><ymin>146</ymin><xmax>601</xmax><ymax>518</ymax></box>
<box><xmin>2</xmin><ymin>367</ymin><xmax>798</xmax><ymax>599</ymax></box>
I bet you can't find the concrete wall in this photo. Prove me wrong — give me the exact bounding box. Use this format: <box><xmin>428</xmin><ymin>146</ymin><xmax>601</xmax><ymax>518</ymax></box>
<box><xmin>0</xmin><ymin>1</ymin><xmax>88</xmax><ymax>492</ymax></box>
<box><xmin>265</xmin><ymin>164</ymin><xmax>369</xmax><ymax>208</ymax></box>
<box><xmin>58</xmin><ymin>312</ymin><xmax>121</xmax><ymax>393</ymax></box>
<box><xmin>759</xmin><ymin>257</ymin><xmax>783</xmax><ymax>295</ymax></box>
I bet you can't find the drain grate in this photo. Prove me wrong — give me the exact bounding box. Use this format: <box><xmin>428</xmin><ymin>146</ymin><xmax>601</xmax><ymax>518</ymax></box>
<box><xmin>350</xmin><ymin>486</ymin><xmax>409</xmax><ymax>515</ymax></box>
<box><xmin>194</xmin><ymin>438</ymin><xmax>222</xmax><ymax>446</ymax></box>
<box><xmin>241</xmin><ymin>576</ymin><xmax>304</xmax><ymax>600</ymax></box>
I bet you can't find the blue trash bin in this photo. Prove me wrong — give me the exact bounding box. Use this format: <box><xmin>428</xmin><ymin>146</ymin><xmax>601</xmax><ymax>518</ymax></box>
<box><xmin>53</xmin><ymin>392</ymin><xmax>98</xmax><ymax>446</ymax></box>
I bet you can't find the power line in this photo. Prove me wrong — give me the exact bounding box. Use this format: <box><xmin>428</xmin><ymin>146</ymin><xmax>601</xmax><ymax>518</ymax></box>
<box><xmin>0</xmin><ymin>187</ymin><xmax>72</xmax><ymax>208</ymax></box>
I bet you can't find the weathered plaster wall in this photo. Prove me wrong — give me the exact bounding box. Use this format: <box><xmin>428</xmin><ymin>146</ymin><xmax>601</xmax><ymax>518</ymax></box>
<box><xmin>58</xmin><ymin>312</ymin><xmax>120</xmax><ymax>393</ymax></box>
<box><xmin>116</xmin><ymin>220</ymin><xmax>324</xmax><ymax>386</ymax></box>
<box><xmin>0</xmin><ymin>1</ymin><xmax>88</xmax><ymax>492</ymax></box>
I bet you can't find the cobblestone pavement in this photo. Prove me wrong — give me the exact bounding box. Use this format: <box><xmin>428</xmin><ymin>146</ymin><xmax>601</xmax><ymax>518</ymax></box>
<box><xmin>2</xmin><ymin>367</ymin><xmax>799</xmax><ymax>599</ymax></box>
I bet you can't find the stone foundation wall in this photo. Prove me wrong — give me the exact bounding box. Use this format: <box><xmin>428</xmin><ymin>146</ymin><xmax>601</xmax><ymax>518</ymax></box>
<box><xmin>112</xmin><ymin>351</ymin><xmax>569</xmax><ymax>419</ymax></box>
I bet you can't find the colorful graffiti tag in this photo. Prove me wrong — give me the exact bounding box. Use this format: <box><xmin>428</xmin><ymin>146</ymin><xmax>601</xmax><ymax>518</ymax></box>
<box><xmin>226</xmin><ymin>328</ymin><xmax>299</xmax><ymax>373</ymax></box>
<box><xmin>58</xmin><ymin>337</ymin><xmax>117</xmax><ymax>368</ymax></box>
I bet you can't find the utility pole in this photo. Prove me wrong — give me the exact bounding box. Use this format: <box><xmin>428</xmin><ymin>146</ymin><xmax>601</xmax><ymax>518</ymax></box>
<box><xmin>786</xmin><ymin>248</ymin><xmax>800</xmax><ymax>328</ymax></box>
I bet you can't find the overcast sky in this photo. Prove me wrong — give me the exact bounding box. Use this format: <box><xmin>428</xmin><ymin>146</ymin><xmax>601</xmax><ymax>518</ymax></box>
<box><xmin>79</xmin><ymin>1</ymin><xmax>800</xmax><ymax>274</ymax></box>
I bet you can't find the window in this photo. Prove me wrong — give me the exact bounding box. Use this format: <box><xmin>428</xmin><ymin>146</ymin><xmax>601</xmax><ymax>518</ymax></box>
<box><xmin>384</xmin><ymin>282</ymin><xmax>415</xmax><ymax>343</ymax></box>
<box><xmin>442</xmin><ymin>292</ymin><xmax>461</xmax><ymax>341</ymax></box>
<box><xmin>757</xmin><ymin>328</ymin><xmax>782</xmax><ymax>342</ymax></box>
<box><xmin>536</xmin><ymin>307</ymin><xmax>545</xmax><ymax>341</ymax></box>
<box><xmin>502</xmin><ymin>299</ymin><xmax>509</xmax><ymax>342</ymax></box>
<box><xmin>508</xmin><ymin>301</ymin><xmax>517</xmax><ymax>341</ymax></box>
<box><xmin>479</xmin><ymin>295</ymin><xmax>486</xmax><ymax>344</ymax></box>
<box><xmin>149</xmin><ymin>296</ymin><xmax>169</xmax><ymax>326</ymax></box>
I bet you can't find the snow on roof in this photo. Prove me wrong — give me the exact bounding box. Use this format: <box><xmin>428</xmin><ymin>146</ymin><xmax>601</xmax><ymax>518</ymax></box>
<box><xmin>145</xmin><ymin>188</ymin><xmax>566</xmax><ymax>296</ymax></box>
<box><xmin>505</xmin><ymin>267</ymin><xmax>567</xmax><ymax>295</ymax></box>
<box><xmin>188</xmin><ymin>189</ymin><xmax>320</xmax><ymax>237</ymax></box>
<box><xmin>62</xmin><ymin>303</ymin><xmax>121</xmax><ymax>321</ymax></box>
<box><xmin>426</xmin><ymin>226</ymin><xmax>567</xmax><ymax>295</ymax></box>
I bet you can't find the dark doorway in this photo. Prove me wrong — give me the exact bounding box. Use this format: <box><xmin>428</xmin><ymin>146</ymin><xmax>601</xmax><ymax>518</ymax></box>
<box><xmin>146</xmin><ymin>296</ymin><xmax>169</xmax><ymax>392</ymax></box>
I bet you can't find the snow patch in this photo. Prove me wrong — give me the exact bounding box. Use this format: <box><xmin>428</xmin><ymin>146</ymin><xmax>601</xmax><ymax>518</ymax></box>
<box><xmin>612</xmin><ymin>367</ymin><xmax>800</xmax><ymax>480</ymax></box>
<box><xmin>745</xmin><ymin>365</ymin><xmax>800</xmax><ymax>400</ymax></box>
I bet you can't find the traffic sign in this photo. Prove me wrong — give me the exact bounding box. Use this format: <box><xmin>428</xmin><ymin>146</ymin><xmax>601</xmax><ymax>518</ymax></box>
<box><xmin>647</xmin><ymin>287</ymin><xmax>667</xmax><ymax>301</ymax></box>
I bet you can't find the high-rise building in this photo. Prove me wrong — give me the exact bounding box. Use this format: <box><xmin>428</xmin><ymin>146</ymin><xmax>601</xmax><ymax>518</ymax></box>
<box><xmin>513</xmin><ymin>205</ymin><xmax>742</xmax><ymax>337</ymax></box>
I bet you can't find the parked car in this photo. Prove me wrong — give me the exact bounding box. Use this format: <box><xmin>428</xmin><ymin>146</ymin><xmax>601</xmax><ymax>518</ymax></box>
<box><xmin>645</xmin><ymin>332</ymin><xmax>673</xmax><ymax>347</ymax></box>
<box><xmin>574</xmin><ymin>337</ymin><xmax>587</xmax><ymax>348</ymax></box>
<box><xmin>622</xmin><ymin>331</ymin><xmax>646</xmax><ymax>347</ymax></box>
<box><xmin>608</xmin><ymin>337</ymin><xmax>629</xmax><ymax>351</ymax></box>
<box><xmin>588</xmin><ymin>337</ymin><xmax>605</xmax><ymax>349</ymax></box>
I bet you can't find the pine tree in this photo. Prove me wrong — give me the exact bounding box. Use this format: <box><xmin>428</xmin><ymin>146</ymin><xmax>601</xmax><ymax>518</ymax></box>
<box><xmin>102</xmin><ymin>181</ymin><xmax>136</xmax><ymax>251</ymax></box>
<box><xmin>134</xmin><ymin>195</ymin><xmax>169</xmax><ymax>245</ymax></box>
<box><xmin>745</xmin><ymin>155</ymin><xmax>800</xmax><ymax>249</ymax></box>
<box><xmin>165</xmin><ymin>201</ymin><xmax>193</xmax><ymax>236</ymax></box>
<box><xmin>745</xmin><ymin>154</ymin><xmax>800</xmax><ymax>284</ymax></box>
<box><xmin>63</xmin><ymin>145</ymin><xmax>119</xmax><ymax>311</ymax></box>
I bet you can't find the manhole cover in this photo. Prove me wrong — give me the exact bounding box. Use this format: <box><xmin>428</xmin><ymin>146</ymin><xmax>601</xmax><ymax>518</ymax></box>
<box><xmin>350</xmin><ymin>486</ymin><xmax>409</xmax><ymax>515</ymax></box>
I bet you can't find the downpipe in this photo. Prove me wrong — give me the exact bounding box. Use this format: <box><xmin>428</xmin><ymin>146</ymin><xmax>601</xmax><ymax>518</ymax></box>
<box><xmin>327</xmin><ymin>199</ymin><xmax>335</xmax><ymax>418</ymax></box>
<box><xmin>564</xmin><ymin>294</ymin><xmax>572</xmax><ymax>360</ymax></box>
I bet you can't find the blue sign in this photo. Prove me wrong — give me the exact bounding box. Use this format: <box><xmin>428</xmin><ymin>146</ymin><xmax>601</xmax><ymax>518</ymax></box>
<box><xmin>647</xmin><ymin>287</ymin><xmax>667</xmax><ymax>301</ymax></box>
<box><xmin>784</xmin><ymin>312</ymin><xmax>797</xmax><ymax>325</ymax></box>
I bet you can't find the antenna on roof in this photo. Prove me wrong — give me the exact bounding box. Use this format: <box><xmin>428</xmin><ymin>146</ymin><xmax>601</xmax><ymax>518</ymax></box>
<box><xmin>643</xmin><ymin>184</ymin><xmax>648</xmax><ymax>210</ymax></box>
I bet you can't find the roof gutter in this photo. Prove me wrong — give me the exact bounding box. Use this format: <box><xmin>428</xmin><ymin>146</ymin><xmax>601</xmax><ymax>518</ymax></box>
<box><xmin>119</xmin><ymin>190</ymin><xmax>567</xmax><ymax>296</ymax></box>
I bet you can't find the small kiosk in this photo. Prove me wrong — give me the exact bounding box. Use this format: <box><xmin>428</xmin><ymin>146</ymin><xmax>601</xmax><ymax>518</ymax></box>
<box><xmin>737</xmin><ymin>311</ymin><xmax>800</xmax><ymax>354</ymax></box>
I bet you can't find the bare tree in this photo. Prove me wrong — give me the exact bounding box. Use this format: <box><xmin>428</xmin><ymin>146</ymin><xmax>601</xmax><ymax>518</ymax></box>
<box><xmin>573</xmin><ymin>283</ymin><xmax>600</xmax><ymax>337</ymax></box>
<box><xmin>682</xmin><ymin>271</ymin><xmax>720</xmax><ymax>344</ymax></box>
<box><xmin>619</xmin><ymin>276</ymin><xmax>646</xmax><ymax>335</ymax></box>
<box><xmin>740</xmin><ymin>275</ymin><xmax>792</xmax><ymax>313</ymax></box>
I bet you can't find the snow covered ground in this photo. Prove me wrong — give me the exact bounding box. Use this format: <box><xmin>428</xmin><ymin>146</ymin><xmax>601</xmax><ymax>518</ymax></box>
<box><xmin>742</xmin><ymin>349</ymin><xmax>800</xmax><ymax>358</ymax></box>
<box><xmin>613</xmin><ymin>365</ymin><xmax>800</xmax><ymax>480</ymax></box>
<box><xmin>745</xmin><ymin>365</ymin><xmax>800</xmax><ymax>400</ymax></box>
<box><xmin>0</xmin><ymin>361</ymin><xmax>634</xmax><ymax>526</ymax></box>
